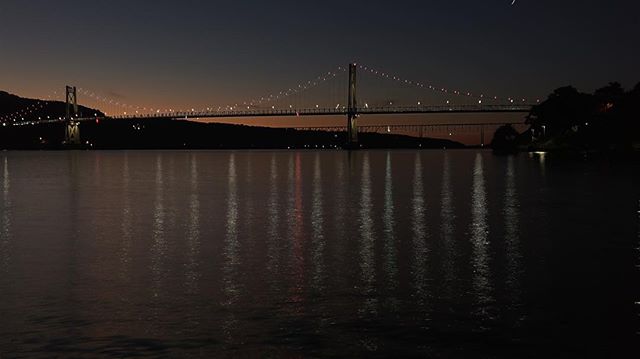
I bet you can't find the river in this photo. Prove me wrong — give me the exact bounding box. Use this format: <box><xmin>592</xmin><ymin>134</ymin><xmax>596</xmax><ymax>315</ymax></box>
<box><xmin>0</xmin><ymin>150</ymin><xmax>637</xmax><ymax>357</ymax></box>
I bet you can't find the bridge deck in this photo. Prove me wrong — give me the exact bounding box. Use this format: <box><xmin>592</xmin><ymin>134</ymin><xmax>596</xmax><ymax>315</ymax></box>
<box><xmin>107</xmin><ymin>104</ymin><xmax>532</xmax><ymax>120</ymax></box>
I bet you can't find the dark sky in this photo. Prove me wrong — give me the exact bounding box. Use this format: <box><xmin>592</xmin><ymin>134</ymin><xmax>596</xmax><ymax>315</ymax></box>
<box><xmin>1</xmin><ymin>0</ymin><xmax>639</xmax><ymax>120</ymax></box>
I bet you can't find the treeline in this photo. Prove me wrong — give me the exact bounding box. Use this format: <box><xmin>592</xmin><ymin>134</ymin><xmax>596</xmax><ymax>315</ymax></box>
<box><xmin>525</xmin><ymin>82</ymin><xmax>640</xmax><ymax>151</ymax></box>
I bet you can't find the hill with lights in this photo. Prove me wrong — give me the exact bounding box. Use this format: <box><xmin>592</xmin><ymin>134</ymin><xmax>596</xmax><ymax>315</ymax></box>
<box><xmin>0</xmin><ymin>91</ymin><xmax>104</xmax><ymax>124</ymax></box>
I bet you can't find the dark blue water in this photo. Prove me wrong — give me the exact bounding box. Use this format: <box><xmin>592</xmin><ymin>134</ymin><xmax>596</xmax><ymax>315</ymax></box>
<box><xmin>0</xmin><ymin>150</ymin><xmax>637</xmax><ymax>357</ymax></box>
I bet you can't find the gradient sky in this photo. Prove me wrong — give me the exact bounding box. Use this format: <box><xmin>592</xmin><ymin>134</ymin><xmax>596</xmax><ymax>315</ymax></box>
<box><xmin>1</xmin><ymin>0</ymin><xmax>639</xmax><ymax>130</ymax></box>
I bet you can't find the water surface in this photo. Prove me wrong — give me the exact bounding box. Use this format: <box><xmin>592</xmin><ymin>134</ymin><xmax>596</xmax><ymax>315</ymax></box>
<box><xmin>0</xmin><ymin>150</ymin><xmax>637</xmax><ymax>357</ymax></box>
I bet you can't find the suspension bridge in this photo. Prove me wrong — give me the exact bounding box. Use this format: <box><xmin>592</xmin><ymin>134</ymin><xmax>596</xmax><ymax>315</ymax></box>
<box><xmin>1</xmin><ymin>63</ymin><xmax>536</xmax><ymax>148</ymax></box>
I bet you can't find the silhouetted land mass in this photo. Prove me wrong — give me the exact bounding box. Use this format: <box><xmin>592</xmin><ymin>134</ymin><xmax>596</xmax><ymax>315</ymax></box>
<box><xmin>0</xmin><ymin>91</ymin><xmax>464</xmax><ymax>150</ymax></box>
<box><xmin>505</xmin><ymin>82</ymin><xmax>640</xmax><ymax>153</ymax></box>
<box><xmin>0</xmin><ymin>90</ymin><xmax>104</xmax><ymax>121</ymax></box>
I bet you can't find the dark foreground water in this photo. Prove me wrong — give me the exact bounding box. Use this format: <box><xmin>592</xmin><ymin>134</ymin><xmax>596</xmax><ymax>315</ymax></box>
<box><xmin>0</xmin><ymin>150</ymin><xmax>637</xmax><ymax>358</ymax></box>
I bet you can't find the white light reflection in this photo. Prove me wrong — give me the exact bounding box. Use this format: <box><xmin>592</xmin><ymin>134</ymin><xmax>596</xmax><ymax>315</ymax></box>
<box><xmin>440</xmin><ymin>152</ymin><xmax>456</xmax><ymax>287</ymax></box>
<box><xmin>333</xmin><ymin>153</ymin><xmax>347</xmax><ymax>290</ymax></box>
<box><xmin>383</xmin><ymin>152</ymin><xmax>398</xmax><ymax>299</ymax></box>
<box><xmin>534</xmin><ymin>151</ymin><xmax>546</xmax><ymax>177</ymax></box>
<box><xmin>311</xmin><ymin>153</ymin><xmax>325</xmax><ymax>291</ymax></box>
<box><xmin>470</xmin><ymin>153</ymin><xmax>493</xmax><ymax>311</ymax></box>
<box><xmin>411</xmin><ymin>153</ymin><xmax>429</xmax><ymax>307</ymax></box>
<box><xmin>286</xmin><ymin>153</ymin><xmax>305</xmax><ymax>311</ymax></box>
<box><xmin>266</xmin><ymin>154</ymin><xmax>281</xmax><ymax>286</ymax></box>
<box><xmin>149</xmin><ymin>155</ymin><xmax>166</xmax><ymax>335</ymax></box>
<box><xmin>185</xmin><ymin>154</ymin><xmax>201</xmax><ymax>296</ymax></box>
<box><xmin>151</xmin><ymin>156</ymin><xmax>166</xmax><ymax>289</ymax></box>
<box><xmin>119</xmin><ymin>153</ymin><xmax>131</xmax><ymax>283</ymax></box>
<box><xmin>359</xmin><ymin>153</ymin><xmax>377</xmax><ymax>316</ymax></box>
<box><xmin>1</xmin><ymin>157</ymin><xmax>11</xmax><ymax>273</ymax></box>
<box><xmin>504</xmin><ymin>156</ymin><xmax>522</xmax><ymax>301</ymax></box>
<box><xmin>223</xmin><ymin>153</ymin><xmax>240</xmax><ymax>339</ymax></box>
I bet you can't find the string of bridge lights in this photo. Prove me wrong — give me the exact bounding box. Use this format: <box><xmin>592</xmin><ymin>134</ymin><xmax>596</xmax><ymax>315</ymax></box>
<box><xmin>77</xmin><ymin>88</ymin><xmax>169</xmax><ymax>116</ymax></box>
<box><xmin>2</xmin><ymin>63</ymin><xmax>538</xmax><ymax>125</ymax></box>
<box><xmin>77</xmin><ymin>66</ymin><xmax>346</xmax><ymax>116</ymax></box>
<box><xmin>357</xmin><ymin>63</ymin><xmax>539</xmax><ymax>104</ymax></box>
<box><xmin>236</xmin><ymin>66</ymin><xmax>345</xmax><ymax>109</ymax></box>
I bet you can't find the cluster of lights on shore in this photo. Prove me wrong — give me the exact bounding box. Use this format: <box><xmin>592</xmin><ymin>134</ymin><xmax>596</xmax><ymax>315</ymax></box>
<box><xmin>0</xmin><ymin>101</ymin><xmax>69</xmax><ymax>126</ymax></box>
<box><xmin>0</xmin><ymin>89</ymin><xmax>80</xmax><ymax>126</ymax></box>
<box><xmin>0</xmin><ymin>101</ymin><xmax>46</xmax><ymax>124</ymax></box>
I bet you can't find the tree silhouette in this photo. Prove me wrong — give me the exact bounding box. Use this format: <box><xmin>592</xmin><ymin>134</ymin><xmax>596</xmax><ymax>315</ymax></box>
<box><xmin>525</xmin><ymin>82</ymin><xmax>639</xmax><ymax>150</ymax></box>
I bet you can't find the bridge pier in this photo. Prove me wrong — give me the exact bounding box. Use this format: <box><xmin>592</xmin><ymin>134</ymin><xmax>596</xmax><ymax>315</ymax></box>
<box><xmin>346</xmin><ymin>63</ymin><xmax>358</xmax><ymax>149</ymax></box>
<box><xmin>64</xmin><ymin>86</ymin><xmax>81</xmax><ymax>146</ymax></box>
<box><xmin>65</xmin><ymin>122</ymin><xmax>80</xmax><ymax>145</ymax></box>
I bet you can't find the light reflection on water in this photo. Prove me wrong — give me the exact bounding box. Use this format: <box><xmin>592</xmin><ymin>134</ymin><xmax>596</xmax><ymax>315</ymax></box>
<box><xmin>120</xmin><ymin>154</ymin><xmax>131</xmax><ymax>283</ymax></box>
<box><xmin>266</xmin><ymin>154</ymin><xmax>280</xmax><ymax>285</ymax></box>
<box><xmin>383</xmin><ymin>152</ymin><xmax>398</xmax><ymax>300</ymax></box>
<box><xmin>440</xmin><ymin>152</ymin><xmax>455</xmax><ymax>291</ymax></box>
<box><xmin>311</xmin><ymin>152</ymin><xmax>325</xmax><ymax>292</ymax></box>
<box><xmin>504</xmin><ymin>156</ymin><xmax>522</xmax><ymax>303</ymax></box>
<box><xmin>359</xmin><ymin>153</ymin><xmax>376</xmax><ymax>317</ymax></box>
<box><xmin>411</xmin><ymin>153</ymin><xmax>429</xmax><ymax>310</ymax></box>
<box><xmin>185</xmin><ymin>155</ymin><xmax>200</xmax><ymax>296</ymax></box>
<box><xmin>150</xmin><ymin>155</ymin><xmax>167</xmax><ymax>335</ymax></box>
<box><xmin>470</xmin><ymin>153</ymin><xmax>493</xmax><ymax>313</ymax></box>
<box><xmin>222</xmin><ymin>153</ymin><xmax>241</xmax><ymax>343</ymax></box>
<box><xmin>0</xmin><ymin>150</ymin><xmax>636</xmax><ymax>357</ymax></box>
<box><xmin>1</xmin><ymin>156</ymin><xmax>10</xmax><ymax>274</ymax></box>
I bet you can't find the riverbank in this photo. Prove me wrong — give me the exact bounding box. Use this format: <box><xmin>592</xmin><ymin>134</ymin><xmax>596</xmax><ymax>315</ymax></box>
<box><xmin>0</xmin><ymin>119</ymin><xmax>465</xmax><ymax>150</ymax></box>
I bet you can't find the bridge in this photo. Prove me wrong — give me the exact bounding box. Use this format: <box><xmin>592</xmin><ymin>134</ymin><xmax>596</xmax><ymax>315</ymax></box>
<box><xmin>2</xmin><ymin>63</ymin><xmax>536</xmax><ymax>148</ymax></box>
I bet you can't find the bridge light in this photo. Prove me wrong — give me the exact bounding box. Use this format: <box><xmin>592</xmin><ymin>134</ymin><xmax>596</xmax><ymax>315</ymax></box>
<box><xmin>417</xmin><ymin>101</ymin><xmax>421</xmax><ymax>105</ymax></box>
<box><xmin>478</xmin><ymin>100</ymin><xmax>482</xmax><ymax>104</ymax></box>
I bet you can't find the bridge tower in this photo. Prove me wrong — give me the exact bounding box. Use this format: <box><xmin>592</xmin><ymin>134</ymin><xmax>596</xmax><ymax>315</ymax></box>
<box><xmin>346</xmin><ymin>63</ymin><xmax>358</xmax><ymax>148</ymax></box>
<box><xmin>64</xmin><ymin>86</ymin><xmax>81</xmax><ymax>145</ymax></box>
